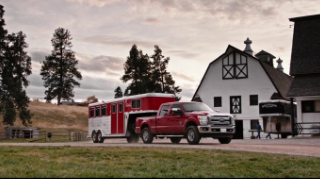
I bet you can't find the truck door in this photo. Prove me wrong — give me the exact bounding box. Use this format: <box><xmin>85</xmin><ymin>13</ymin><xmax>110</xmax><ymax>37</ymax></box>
<box><xmin>167</xmin><ymin>104</ymin><xmax>184</xmax><ymax>134</ymax></box>
<box><xmin>155</xmin><ymin>104</ymin><xmax>170</xmax><ymax>134</ymax></box>
<box><xmin>111</xmin><ymin>103</ymin><xmax>117</xmax><ymax>134</ymax></box>
<box><xmin>118</xmin><ymin>102</ymin><xmax>124</xmax><ymax>134</ymax></box>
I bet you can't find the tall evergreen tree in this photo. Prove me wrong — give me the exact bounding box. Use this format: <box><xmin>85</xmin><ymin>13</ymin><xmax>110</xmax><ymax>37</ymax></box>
<box><xmin>40</xmin><ymin>27</ymin><xmax>82</xmax><ymax>105</ymax></box>
<box><xmin>0</xmin><ymin>5</ymin><xmax>33</xmax><ymax>126</ymax></box>
<box><xmin>121</xmin><ymin>44</ymin><xmax>151</xmax><ymax>95</ymax></box>
<box><xmin>150</xmin><ymin>45</ymin><xmax>182</xmax><ymax>100</ymax></box>
<box><xmin>114</xmin><ymin>86</ymin><xmax>123</xmax><ymax>98</ymax></box>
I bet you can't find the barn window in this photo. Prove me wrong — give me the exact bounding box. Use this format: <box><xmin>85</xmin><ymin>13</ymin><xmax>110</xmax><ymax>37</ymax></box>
<box><xmin>250</xmin><ymin>120</ymin><xmax>259</xmax><ymax>130</ymax></box>
<box><xmin>223</xmin><ymin>52</ymin><xmax>248</xmax><ymax>79</ymax></box>
<box><xmin>102</xmin><ymin>105</ymin><xmax>107</xmax><ymax>116</ymax></box>
<box><xmin>214</xmin><ymin>97</ymin><xmax>222</xmax><ymax>107</ymax></box>
<box><xmin>250</xmin><ymin>95</ymin><xmax>258</xmax><ymax>106</ymax></box>
<box><xmin>90</xmin><ymin>107</ymin><xmax>95</xmax><ymax>117</ymax></box>
<box><xmin>132</xmin><ymin>99</ymin><xmax>141</xmax><ymax>109</ymax></box>
<box><xmin>302</xmin><ymin>100</ymin><xmax>320</xmax><ymax>113</ymax></box>
<box><xmin>230</xmin><ymin>96</ymin><xmax>241</xmax><ymax>114</ymax></box>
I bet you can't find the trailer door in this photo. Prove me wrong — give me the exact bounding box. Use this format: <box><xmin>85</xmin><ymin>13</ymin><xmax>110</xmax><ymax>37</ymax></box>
<box><xmin>118</xmin><ymin>102</ymin><xmax>124</xmax><ymax>134</ymax></box>
<box><xmin>111</xmin><ymin>103</ymin><xmax>117</xmax><ymax>134</ymax></box>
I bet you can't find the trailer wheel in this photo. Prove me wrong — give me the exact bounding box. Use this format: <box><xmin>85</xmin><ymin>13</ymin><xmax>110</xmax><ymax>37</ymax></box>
<box><xmin>141</xmin><ymin>127</ymin><xmax>154</xmax><ymax>144</ymax></box>
<box><xmin>128</xmin><ymin>120</ymin><xmax>136</xmax><ymax>134</ymax></box>
<box><xmin>218</xmin><ymin>137</ymin><xmax>232</xmax><ymax>144</ymax></box>
<box><xmin>126</xmin><ymin>134</ymin><xmax>139</xmax><ymax>143</ymax></box>
<box><xmin>170</xmin><ymin>138</ymin><xmax>181</xmax><ymax>144</ymax></box>
<box><xmin>92</xmin><ymin>131</ymin><xmax>98</xmax><ymax>143</ymax></box>
<box><xmin>281</xmin><ymin>134</ymin><xmax>288</xmax><ymax>139</ymax></box>
<box><xmin>186</xmin><ymin>126</ymin><xmax>200</xmax><ymax>145</ymax></box>
<box><xmin>97</xmin><ymin>131</ymin><xmax>104</xmax><ymax>143</ymax></box>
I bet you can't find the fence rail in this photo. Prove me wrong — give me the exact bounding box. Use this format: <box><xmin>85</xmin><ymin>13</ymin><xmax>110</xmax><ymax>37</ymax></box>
<box><xmin>0</xmin><ymin>130</ymin><xmax>90</xmax><ymax>142</ymax></box>
<box><xmin>295</xmin><ymin>122</ymin><xmax>320</xmax><ymax>135</ymax></box>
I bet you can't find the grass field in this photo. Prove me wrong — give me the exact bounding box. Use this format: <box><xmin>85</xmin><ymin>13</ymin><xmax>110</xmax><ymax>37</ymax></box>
<box><xmin>0</xmin><ymin>101</ymin><xmax>88</xmax><ymax>132</ymax></box>
<box><xmin>0</xmin><ymin>146</ymin><xmax>319</xmax><ymax>178</ymax></box>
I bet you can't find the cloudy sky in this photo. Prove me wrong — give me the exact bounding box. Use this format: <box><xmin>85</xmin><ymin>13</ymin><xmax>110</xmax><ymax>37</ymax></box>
<box><xmin>0</xmin><ymin>0</ymin><xmax>319</xmax><ymax>103</ymax></box>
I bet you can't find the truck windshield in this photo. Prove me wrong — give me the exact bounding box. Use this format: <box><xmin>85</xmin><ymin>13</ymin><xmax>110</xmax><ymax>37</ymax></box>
<box><xmin>181</xmin><ymin>103</ymin><xmax>213</xmax><ymax>112</ymax></box>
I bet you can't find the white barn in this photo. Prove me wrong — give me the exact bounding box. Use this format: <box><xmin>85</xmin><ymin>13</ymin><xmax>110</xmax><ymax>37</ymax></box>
<box><xmin>192</xmin><ymin>38</ymin><xmax>293</xmax><ymax>139</ymax></box>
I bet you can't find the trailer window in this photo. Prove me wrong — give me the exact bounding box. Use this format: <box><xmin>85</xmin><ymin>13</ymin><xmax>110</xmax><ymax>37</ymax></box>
<box><xmin>132</xmin><ymin>99</ymin><xmax>141</xmax><ymax>109</ymax></box>
<box><xmin>96</xmin><ymin>106</ymin><xmax>101</xmax><ymax>117</ymax></box>
<box><xmin>112</xmin><ymin>104</ymin><xmax>116</xmax><ymax>113</ymax></box>
<box><xmin>102</xmin><ymin>105</ymin><xmax>107</xmax><ymax>116</ymax></box>
<box><xmin>119</xmin><ymin>103</ymin><xmax>123</xmax><ymax>113</ymax></box>
<box><xmin>90</xmin><ymin>107</ymin><xmax>95</xmax><ymax>118</ymax></box>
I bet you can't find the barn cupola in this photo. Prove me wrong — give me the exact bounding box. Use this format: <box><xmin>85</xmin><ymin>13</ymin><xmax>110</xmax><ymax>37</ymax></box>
<box><xmin>243</xmin><ymin>37</ymin><xmax>253</xmax><ymax>55</ymax></box>
<box><xmin>255</xmin><ymin>50</ymin><xmax>276</xmax><ymax>67</ymax></box>
<box><xmin>276</xmin><ymin>57</ymin><xmax>284</xmax><ymax>72</ymax></box>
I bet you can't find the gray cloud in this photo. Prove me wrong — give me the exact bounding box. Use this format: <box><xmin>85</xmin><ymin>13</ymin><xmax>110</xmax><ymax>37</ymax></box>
<box><xmin>77</xmin><ymin>54</ymin><xmax>125</xmax><ymax>75</ymax></box>
<box><xmin>30</xmin><ymin>50</ymin><xmax>47</xmax><ymax>63</ymax></box>
<box><xmin>168</xmin><ymin>50</ymin><xmax>199</xmax><ymax>59</ymax></box>
<box><xmin>172</xmin><ymin>71</ymin><xmax>195</xmax><ymax>82</ymax></box>
<box><xmin>144</xmin><ymin>18</ymin><xmax>161</xmax><ymax>24</ymax></box>
<box><xmin>82</xmin><ymin>35</ymin><xmax>156</xmax><ymax>48</ymax></box>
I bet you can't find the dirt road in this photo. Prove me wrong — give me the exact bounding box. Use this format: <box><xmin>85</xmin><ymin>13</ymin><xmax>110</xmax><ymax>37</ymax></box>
<box><xmin>1</xmin><ymin>137</ymin><xmax>320</xmax><ymax>157</ymax></box>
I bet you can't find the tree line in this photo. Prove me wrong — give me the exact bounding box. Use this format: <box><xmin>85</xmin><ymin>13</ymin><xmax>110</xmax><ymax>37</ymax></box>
<box><xmin>114</xmin><ymin>44</ymin><xmax>182</xmax><ymax>101</ymax></box>
<box><xmin>0</xmin><ymin>4</ymin><xmax>182</xmax><ymax>126</ymax></box>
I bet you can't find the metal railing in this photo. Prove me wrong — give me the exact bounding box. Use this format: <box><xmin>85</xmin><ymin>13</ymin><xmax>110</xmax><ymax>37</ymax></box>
<box><xmin>295</xmin><ymin>122</ymin><xmax>320</xmax><ymax>135</ymax></box>
<box><xmin>0</xmin><ymin>130</ymin><xmax>90</xmax><ymax>142</ymax></box>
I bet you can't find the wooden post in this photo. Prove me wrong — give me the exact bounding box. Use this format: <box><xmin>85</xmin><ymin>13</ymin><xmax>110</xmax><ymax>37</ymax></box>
<box><xmin>291</xmin><ymin>98</ymin><xmax>296</xmax><ymax>137</ymax></box>
<box><xmin>69</xmin><ymin>131</ymin><xmax>71</xmax><ymax>141</ymax></box>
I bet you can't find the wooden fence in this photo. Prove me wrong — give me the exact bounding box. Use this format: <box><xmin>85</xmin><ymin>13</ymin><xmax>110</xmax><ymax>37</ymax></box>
<box><xmin>0</xmin><ymin>130</ymin><xmax>90</xmax><ymax>142</ymax></box>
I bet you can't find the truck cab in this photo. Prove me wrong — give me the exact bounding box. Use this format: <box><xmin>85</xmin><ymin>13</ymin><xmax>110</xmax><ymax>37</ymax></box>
<box><xmin>135</xmin><ymin>101</ymin><xmax>235</xmax><ymax>144</ymax></box>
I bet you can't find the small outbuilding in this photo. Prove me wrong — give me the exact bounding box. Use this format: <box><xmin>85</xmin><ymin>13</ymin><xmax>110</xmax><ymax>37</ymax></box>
<box><xmin>4</xmin><ymin>126</ymin><xmax>40</xmax><ymax>139</ymax></box>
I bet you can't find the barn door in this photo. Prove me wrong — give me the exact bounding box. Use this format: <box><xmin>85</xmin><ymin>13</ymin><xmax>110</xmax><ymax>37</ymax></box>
<box><xmin>230</xmin><ymin>96</ymin><xmax>241</xmax><ymax>114</ymax></box>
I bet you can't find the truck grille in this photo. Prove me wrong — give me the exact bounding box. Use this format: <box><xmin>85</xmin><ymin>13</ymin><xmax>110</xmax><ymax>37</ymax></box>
<box><xmin>210</xmin><ymin>116</ymin><xmax>231</xmax><ymax>125</ymax></box>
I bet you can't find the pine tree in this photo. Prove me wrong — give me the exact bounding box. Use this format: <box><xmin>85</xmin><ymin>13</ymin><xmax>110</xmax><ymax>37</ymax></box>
<box><xmin>150</xmin><ymin>45</ymin><xmax>182</xmax><ymax>100</ymax></box>
<box><xmin>0</xmin><ymin>5</ymin><xmax>33</xmax><ymax>126</ymax></box>
<box><xmin>40</xmin><ymin>27</ymin><xmax>82</xmax><ymax>105</ymax></box>
<box><xmin>114</xmin><ymin>86</ymin><xmax>123</xmax><ymax>98</ymax></box>
<box><xmin>121</xmin><ymin>44</ymin><xmax>151</xmax><ymax>95</ymax></box>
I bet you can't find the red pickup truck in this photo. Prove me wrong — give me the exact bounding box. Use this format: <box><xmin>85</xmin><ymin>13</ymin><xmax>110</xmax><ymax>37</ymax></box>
<box><xmin>135</xmin><ymin>101</ymin><xmax>235</xmax><ymax>144</ymax></box>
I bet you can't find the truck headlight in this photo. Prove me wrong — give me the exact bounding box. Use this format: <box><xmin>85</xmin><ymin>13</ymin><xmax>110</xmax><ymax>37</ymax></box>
<box><xmin>197</xmin><ymin>116</ymin><xmax>208</xmax><ymax>125</ymax></box>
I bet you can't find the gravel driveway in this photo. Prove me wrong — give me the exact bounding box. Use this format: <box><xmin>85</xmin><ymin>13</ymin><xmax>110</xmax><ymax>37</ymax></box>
<box><xmin>1</xmin><ymin>137</ymin><xmax>320</xmax><ymax>157</ymax></box>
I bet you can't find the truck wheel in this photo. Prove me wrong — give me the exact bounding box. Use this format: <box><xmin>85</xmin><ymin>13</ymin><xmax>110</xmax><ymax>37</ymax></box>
<box><xmin>186</xmin><ymin>126</ymin><xmax>200</xmax><ymax>145</ymax></box>
<box><xmin>126</xmin><ymin>134</ymin><xmax>139</xmax><ymax>143</ymax></box>
<box><xmin>141</xmin><ymin>127</ymin><xmax>154</xmax><ymax>144</ymax></box>
<box><xmin>281</xmin><ymin>134</ymin><xmax>288</xmax><ymax>138</ymax></box>
<box><xmin>218</xmin><ymin>138</ymin><xmax>232</xmax><ymax>144</ymax></box>
<box><xmin>92</xmin><ymin>131</ymin><xmax>98</xmax><ymax>143</ymax></box>
<box><xmin>97</xmin><ymin>131</ymin><xmax>104</xmax><ymax>143</ymax></box>
<box><xmin>170</xmin><ymin>138</ymin><xmax>181</xmax><ymax>144</ymax></box>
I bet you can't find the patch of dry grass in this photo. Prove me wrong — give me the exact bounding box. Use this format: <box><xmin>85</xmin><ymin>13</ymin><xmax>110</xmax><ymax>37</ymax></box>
<box><xmin>0</xmin><ymin>101</ymin><xmax>88</xmax><ymax>132</ymax></box>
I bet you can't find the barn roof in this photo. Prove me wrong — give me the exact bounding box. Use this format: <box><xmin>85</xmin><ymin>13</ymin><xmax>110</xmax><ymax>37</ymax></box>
<box><xmin>191</xmin><ymin>45</ymin><xmax>293</xmax><ymax>101</ymax></box>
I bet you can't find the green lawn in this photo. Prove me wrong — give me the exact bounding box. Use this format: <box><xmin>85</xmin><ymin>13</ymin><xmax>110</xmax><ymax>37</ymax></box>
<box><xmin>0</xmin><ymin>146</ymin><xmax>319</xmax><ymax>178</ymax></box>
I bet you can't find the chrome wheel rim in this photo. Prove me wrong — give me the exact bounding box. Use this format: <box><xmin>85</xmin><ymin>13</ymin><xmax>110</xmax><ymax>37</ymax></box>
<box><xmin>92</xmin><ymin>133</ymin><xmax>96</xmax><ymax>141</ymax></box>
<box><xmin>188</xmin><ymin>129</ymin><xmax>195</xmax><ymax>141</ymax></box>
<box><xmin>98</xmin><ymin>133</ymin><xmax>101</xmax><ymax>141</ymax></box>
<box><xmin>143</xmin><ymin>130</ymin><xmax>149</xmax><ymax>141</ymax></box>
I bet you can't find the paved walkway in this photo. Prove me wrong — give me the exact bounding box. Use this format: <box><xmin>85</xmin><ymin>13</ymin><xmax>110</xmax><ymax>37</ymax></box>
<box><xmin>1</xmin><ymin>137</ymin><xmax>320</xmax><ymax>157</ymax></box>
